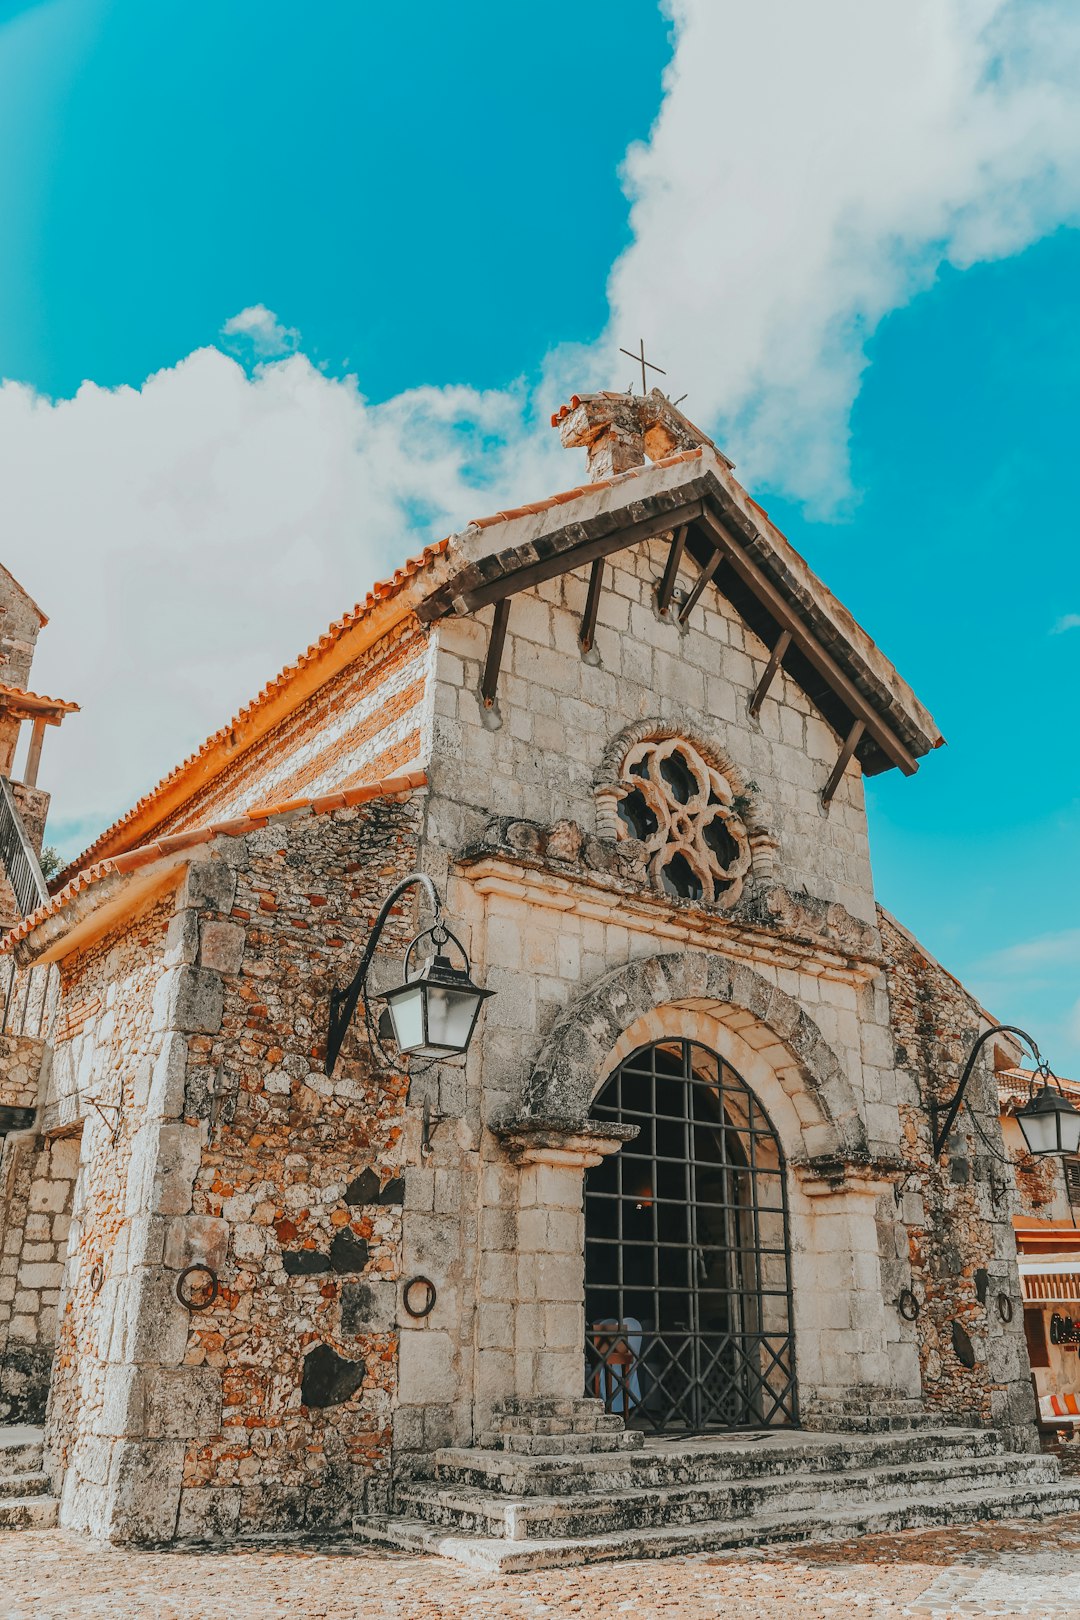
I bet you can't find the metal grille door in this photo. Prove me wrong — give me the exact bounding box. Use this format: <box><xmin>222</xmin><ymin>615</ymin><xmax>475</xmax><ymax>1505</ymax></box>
<box><xmin>584</xmin><ymin>1039</ymin><xmax>796</xmax><ymax>1433</ymax></box>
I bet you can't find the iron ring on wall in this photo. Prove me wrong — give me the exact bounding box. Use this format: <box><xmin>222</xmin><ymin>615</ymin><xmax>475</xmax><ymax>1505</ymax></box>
<box><xmin>898</xmin><ymin>1288</ymin><xmax>920</xmax><ymax>1322</ymax></box>
<box><xmin>997</xmin><ymin>1292</ymin><xmax>1014</xmax><ymax>1324</ymax></box>
<box><xmin>402</xmin><ymin>1276</ymin><xmax>437</xmax><ymax>1319</ymax></box>
<box><xmin>176</xmin><ymin>1263</ymin><xmax>219</xmax><ymax>1312</ymax></box>
<box><xmin>89</xmin><ymin>1263</ymin><xmax>104</xmax><ymax>1295</ymax></box>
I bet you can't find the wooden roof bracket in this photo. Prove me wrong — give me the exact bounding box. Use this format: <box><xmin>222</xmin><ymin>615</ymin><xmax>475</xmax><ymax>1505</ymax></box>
<box><xmin>697</xmin><ymin>508</ymin><xmax>919</xmax><ymax>777</ymax></box>
<box><xmin>821</xmin><ymin>719</ymin><xmax>866</xmax><ymax>809</ymax></box>
<box><xmin>480</xmin><ymin>597</ymin><xmax>511</xmax><ymax>710</ymax></box>
<box><xmin>678</xmin><ymin>548</ymin><xmax>723</xmax><ymax>625</ymax></box>
<box><xmin>656</xmin><ymin>525</ymin><xmax>688</xmax><ymax>615</ymax></box>
<box><xmin>579</xmin><ymin>558</ymin><xmax>604</xmax><ymax>655</ymax></box>
<box><xmin>748</xmin><ymin>629</ymin><xmax>792</xmax><ymax>719</ymax></box>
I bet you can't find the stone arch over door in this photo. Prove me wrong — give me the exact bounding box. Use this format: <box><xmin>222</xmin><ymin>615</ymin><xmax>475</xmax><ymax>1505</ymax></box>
<box><xmin>522</xmin><ymin>950</ymin><xmax>867</xmax><ymax>1164</ymax></box>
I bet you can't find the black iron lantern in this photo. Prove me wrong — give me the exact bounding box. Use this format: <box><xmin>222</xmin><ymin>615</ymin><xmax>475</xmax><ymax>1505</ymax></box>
<box><xmin>931</xmin><ymin>1021</ymin><xmax>1078</xmax><ymax>1164</ymax></box>
<box><xmin>1014</xmin><ymin>1081</ymin><xmax>1080</xmax><ymax>1158</ymax></box>
<box><xmin>375</xmin><ymin>928</ymin><xmax>493</xmax><ymax>1059</ymax></box>
<box><xmin>325</xmin><ymin>873</ymin><xmax>494</xmax><ymax>1076</ymax></box>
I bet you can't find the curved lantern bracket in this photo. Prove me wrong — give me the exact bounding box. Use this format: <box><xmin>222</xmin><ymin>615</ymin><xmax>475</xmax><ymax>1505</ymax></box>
<box><xmin>325</xmin><ymin>873</ymin><xmax>493</xmax><ymax>1077</ymax></box>
<box><xmin>931</xmin><ymin>1022</ymin><xmax>1080</xmax><ymax>1162</ymax></box>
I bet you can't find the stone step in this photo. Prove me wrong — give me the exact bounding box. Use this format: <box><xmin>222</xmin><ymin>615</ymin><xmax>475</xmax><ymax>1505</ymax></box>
<box><xmin>434</xmin><ymin>1426</ymin><xmax>1008</xmax><ymax>1497</ymax></box>
<box><xmin>401</xmin><ymin>1452</ymin><xmax>1059</xmax><ymax>1542</ymax></box>
<box><xmin>496</xmin><ymin>1411</ymin><xmax>625</xmax><ymax>1438</ymax></box>
<box><xmin>0</xmin><ymin>1470</ymin><xmax>48</xmax><ymax>1500</ymax></box>
<box><xmin>358</xmin><ymin>1477</ymin><xmax>1080</xmax><ymax>1574</ymax></box>
<box><xmin>0</xmin><ymin>1494</ymin><xmax>58</xmax><ymax>1532</ymax></box>
<box><xmin>495</xmin><ymin>1430</ymin><xmax>645</xmax><ymax>1457</ymax></box>
<box><xmin>0</xmin><ymin>1426</ymin><xmax>45</xmax><ymax>1479</ymax></box>
<box><xmin>492</xmin><ymin>1398</ymin><xmax>605</xmax><ymax>1420</ymax></box>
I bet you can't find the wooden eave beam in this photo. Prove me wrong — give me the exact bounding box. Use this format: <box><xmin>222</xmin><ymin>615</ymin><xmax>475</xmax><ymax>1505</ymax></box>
<box><xmin>748</xmin><ymin>629</ymin><xmax>792</xmax><ymax>719</ymax></box>
<box><xmin>450</xmin><ymin>499</ymin><xmax>705</xmax><ymax>614</ymax></box>
<box><xmin>696</xmin><ymin>509</ymin><xmax>919</xmax><ymax>776</ymax></box>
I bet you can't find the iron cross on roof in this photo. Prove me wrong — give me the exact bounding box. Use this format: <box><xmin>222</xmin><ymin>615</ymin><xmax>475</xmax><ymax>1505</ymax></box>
<box><xmin>619</xmin><ymin>338</ymin><xmax>666</xmax><ymax>396</ymax></box>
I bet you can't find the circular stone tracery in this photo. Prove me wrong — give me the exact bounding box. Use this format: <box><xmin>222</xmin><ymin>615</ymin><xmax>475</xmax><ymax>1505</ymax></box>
<box><xmin>614</xmin><ymin>736</ymin><xmax>752</xmax><ymax>906</ymax></box>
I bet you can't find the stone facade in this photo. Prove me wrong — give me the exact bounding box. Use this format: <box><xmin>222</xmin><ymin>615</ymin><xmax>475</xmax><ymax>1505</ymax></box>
<box><xmin>0</xmin><ymin>402</ymin><xmax>1059</xmax><ymax>1545</ymax></box>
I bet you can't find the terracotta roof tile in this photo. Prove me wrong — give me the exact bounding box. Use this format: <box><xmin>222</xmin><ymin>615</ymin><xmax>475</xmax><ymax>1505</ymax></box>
<box><xmin>59</xmin><ymin>542</ymin><xmax>447</xmax><ymax>885</ymax></box>
<box><xmin>0</xmin><ymin>682</ymin><xmax>79</xmax><ymax>716</ymax></box>
<box><xmin>4</xmin><ymin>770</ymin><xmax>428</xmax><ymax>956</ymax></box>
<box><xmin>467</xmin><ymin>449</ymin><xmax>702</xmax><ymax>534</ymax></box>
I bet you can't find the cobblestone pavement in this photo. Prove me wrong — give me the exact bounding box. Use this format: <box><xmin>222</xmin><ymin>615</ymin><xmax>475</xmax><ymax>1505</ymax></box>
<box><xmin>5</xmin><ymin>1515</ymin><xmax>1080</xmax><ymax>1619</ymax></box>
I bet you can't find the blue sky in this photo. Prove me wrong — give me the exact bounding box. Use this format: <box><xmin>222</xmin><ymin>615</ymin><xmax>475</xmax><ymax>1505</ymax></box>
<box><xmin>0</xmin><ymin>0</ymin><xmax>1078</xmax><ymax>1067</ymax></box>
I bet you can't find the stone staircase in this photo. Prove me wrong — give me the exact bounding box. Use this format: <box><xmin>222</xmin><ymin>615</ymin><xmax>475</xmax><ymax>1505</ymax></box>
<box><xmin>356</xmin><ymin>1399</ymin><xmax>1080</xmax><ymax>1572</ymax></box>
<box><xmin>0</xmin><ymin>1426</ymin><xmax>57</xmax><ymax>1529</ymax></box>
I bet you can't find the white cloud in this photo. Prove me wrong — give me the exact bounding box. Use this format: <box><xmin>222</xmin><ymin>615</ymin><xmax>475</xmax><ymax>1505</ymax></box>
<box><xmin>0</xmin><ymin>352</ymin><xmax>563</xmax><ymax>853</ymax></box>
<box><xmin>1052</xmin><ymin>612</ymin><xmax>1080</xmax><ymax>634</ymax></box>
<box><xmin>975</xmin><ymin>930</ymin><xmax>1080</xmax><ymax>976</ymax></box>
<box><xmin>220</xmin><ymin>304</ymin><xmax>300</xmax><ymax>358</ymax></box>
<box><xmin>6</xmin><ymin>0</ymin><xmax>1080</xmax><ymax>858</ymax></box>
<box><xmin>604</xmin><ymin>0</ymin><xmax>1080</xmax><ymax>507</ymax></box>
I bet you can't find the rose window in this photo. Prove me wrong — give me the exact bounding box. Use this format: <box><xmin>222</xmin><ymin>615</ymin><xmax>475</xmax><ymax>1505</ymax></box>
<box><xmin>614</xmin><ymin>737</ymin><xmax>752</xmax><ymax>906</ymax></box>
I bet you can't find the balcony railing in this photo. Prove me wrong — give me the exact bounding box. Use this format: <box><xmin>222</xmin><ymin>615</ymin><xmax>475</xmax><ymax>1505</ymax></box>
<box><xmin>0</xmin><ymin>775</ymin><xmax>47</xmax><ymax>921</ymax></box>
<box><xmin>0</xmin><ymin>774</ymin><xmax>54</xmax><ymax>1041</ymax></box>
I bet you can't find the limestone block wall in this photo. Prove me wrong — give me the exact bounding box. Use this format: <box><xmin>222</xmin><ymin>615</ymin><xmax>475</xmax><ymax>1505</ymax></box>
<box><xmin>879</xmin><ymin>910</ymin><xmax>1036</xmax><ymax>1438</ymax></box>
<box><xmin>428</xmin><ymin>537</ymin><xmax>877</xmax><ymax>925</ymax></box>
<box><xmin>44</xmin><ymin>887</ymin><xmax>185</xmax><ymax>1530</ymax></box>
<box><xmin>156</xmin><ymin>621</ymin><xmax>434</xmax><ymax>836</ymax></box>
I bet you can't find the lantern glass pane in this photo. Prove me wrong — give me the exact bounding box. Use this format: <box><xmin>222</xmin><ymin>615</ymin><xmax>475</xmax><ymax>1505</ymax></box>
<box><xmin>387</xmin><ymin>985</ymin><xmax>426</xmax><ymax>1052</ymax></box>
<box><xmin>1059</xmin><ymin>1107</ymin><xmax>1080</xmax><ymax>1158</ymax></box>
<box><xmin>1018</xmin><ymin>1106</ymin><xmax>1062</xmax><ymax>1157</ymax></box>
<box><xmin>424</xmin><ymin>985</ymin><xmax>481</xmax><ymax>1053</ymax></box>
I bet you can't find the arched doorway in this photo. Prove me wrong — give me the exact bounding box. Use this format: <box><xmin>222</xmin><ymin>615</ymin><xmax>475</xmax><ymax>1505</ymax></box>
<box><xmin>584</xmin><ymin>1038</ymin><xmax>796</xmax><ymax>1433</ymax></box>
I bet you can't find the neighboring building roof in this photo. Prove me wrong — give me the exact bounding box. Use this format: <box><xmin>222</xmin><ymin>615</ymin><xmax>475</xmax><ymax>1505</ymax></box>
<box><xmin>0</xmin><ymin>564</ymin><xmax>47</xmax><ymax>628</ymax></box>
<box><xmin>0</xmin><ymin>683</ymin><xmax>80</xmax><ymax>722</ymax></box>
<box><xmin>999</xmin><ymin>1067</ymin><xmax>1080</xmax><ymax>1110</ymax></box>
<box><xmin>5</xmin><ymin>770</ymin><xmax>428</xmax><ymax>964</ymax></box>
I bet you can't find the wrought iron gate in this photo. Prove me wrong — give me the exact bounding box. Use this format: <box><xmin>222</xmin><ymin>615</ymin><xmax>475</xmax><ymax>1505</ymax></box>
<box><xmin>584</xmin><ymin>1039</ymin><xmax>797</xmax><ymax>1433</ymax></box>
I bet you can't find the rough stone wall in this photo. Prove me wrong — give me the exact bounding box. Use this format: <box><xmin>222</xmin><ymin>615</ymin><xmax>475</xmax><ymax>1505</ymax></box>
<box><xmin>173</xmin><ymin>793</ymin><xmax>420</xmax><ymax>1540</ymax></box>
<box><xmin>156</xmin><ymin>622</ymin><xmax>433</xmax><ymax>836</ymax></box>
<box><xmin>879</xmin><ymin>911</ymin><xmax>1036</xmax><ymax>1437</ymax></box>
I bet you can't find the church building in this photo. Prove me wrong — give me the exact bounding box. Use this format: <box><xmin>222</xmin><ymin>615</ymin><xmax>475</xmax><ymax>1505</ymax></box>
<box><xmin>0</xmin><ymin>389</ymin><xmax>1076</xmax><ymax>1565</ymax></box>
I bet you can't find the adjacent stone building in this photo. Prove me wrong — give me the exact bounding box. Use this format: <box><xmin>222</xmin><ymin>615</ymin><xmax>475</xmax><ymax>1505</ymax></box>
<box><xmin>0</xmin><ymin>390</ymin><xmax>1076</xmax><ymax>1560</ymax></box>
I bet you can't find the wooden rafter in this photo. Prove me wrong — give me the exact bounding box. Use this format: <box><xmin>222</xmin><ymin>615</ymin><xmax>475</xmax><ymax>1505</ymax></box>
<box><xmin>696</xmin><ymin>509</ymin><xmax>919</xmax><ymax>776</ymax></box>
<box><xmin>821</xmin><ymin>719</ymin><xmax>866</xmax><ymax>808</ymax></box>
<box><xmin>579</xmin><ymin>559</ymin><xmax>604</xmax><ymax>654</ymax></box>
<box><xmin>748</xmin><ymin>629</ymin><xmax>792</xmax><ymax>719</ymax></box>
<box><xmin>480</xmin><ymin>598</ymin><xmax>511</xmax><ymax>709</ymax></box>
